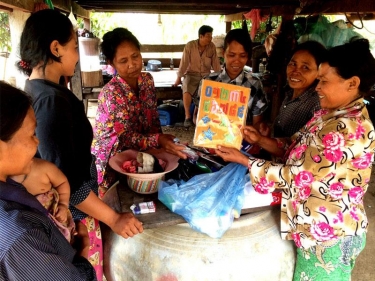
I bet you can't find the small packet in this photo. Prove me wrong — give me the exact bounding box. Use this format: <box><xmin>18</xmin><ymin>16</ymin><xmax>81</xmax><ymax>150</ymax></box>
<box><xmin>173</xmin><ymin>138</ymin><xmax>199</xmax><ymax>163</ymax></box>
<box><xmin>240</xmin><ymin>139</ymin><xmax>253</xmax><ymax>154</ymax></box>
<box><xmin>130</xmin><ymin>201</ymin><xmax>156</xmax><ymax>215</ymax></box>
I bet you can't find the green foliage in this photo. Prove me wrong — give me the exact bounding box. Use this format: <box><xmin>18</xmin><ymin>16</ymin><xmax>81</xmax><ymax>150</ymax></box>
<box><xmin>0</xmin><ymin>12</ymin><xmax>11</xmax><ymax>52</ymax></box>
<box><xmin>90</xmin><ymin>12</ymin><xmax>116</xmax><ymax>39</ymax></box>
<box><xmin>231</xmin><ymin>16</ymin><xmax>281</xmax><ymax>43</ymax></box>
<box><xmin>77</xmin><ymin>18</ymin><xmax>84</xmax><ymax>29</ymax></box>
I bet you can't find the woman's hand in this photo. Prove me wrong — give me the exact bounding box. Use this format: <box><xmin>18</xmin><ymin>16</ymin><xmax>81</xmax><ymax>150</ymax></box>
<box><xmin>241</xmin><ymin>126</ymin><xmax>263</xmax><ymax>144</ymax></box>
<box><xmin>258</xmin><ymin>122</ymin><xmax>271</xmax><ymax>137</ymax></box>
<box><xmin>76</xmin><ymin>191</ymin><xmax>143</xmax><ymax>240</ymax></box>
<box><xmin>158</xmin><ymin>134</ymin><xmax>187</xmax><ymax>159</ymax></box>
<box><xmin>109</xmin><ymin>212</ymin><xmax>144</xmax><ymax>239</ymax></box>
<box><xmin>215</xmin><ymin>146</ymin><xmax>249</xmax><ymax>167</ymax></box>
<box><xmin>72</xmin><ymin>221</ymin><xmax>91</xmax><ymax>258</ymax></box>
<box><xmin>55</xmin><ymin>203</ymin><xmax>68</xmax><ymax>224</ymax></box>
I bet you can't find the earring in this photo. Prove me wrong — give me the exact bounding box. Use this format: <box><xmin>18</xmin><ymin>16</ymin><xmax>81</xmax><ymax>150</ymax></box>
<box><xmin>56</xmin><ymin>53</ymin><xmax>60</xmax><ymax>58</ymax></box>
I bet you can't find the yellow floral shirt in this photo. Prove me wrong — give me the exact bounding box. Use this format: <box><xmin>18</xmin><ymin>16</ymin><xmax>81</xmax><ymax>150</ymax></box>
<box><xmin>248</xmin><ymin>98</ymin><xmax>375</xmax><ymax>250</ymax></box>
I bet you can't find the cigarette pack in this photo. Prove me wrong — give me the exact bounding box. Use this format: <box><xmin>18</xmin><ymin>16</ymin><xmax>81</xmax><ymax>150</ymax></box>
<box><xmin>130</xmin><ymin>201</ymin><xmax>156</xmax><ymax>215</ymax></box>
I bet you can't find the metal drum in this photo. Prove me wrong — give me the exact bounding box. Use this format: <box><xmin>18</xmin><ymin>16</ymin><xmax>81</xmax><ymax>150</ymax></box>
<box><xmin>102</xmin><ymin>209</ymin><xmax>295</xmax><ymax>281</ymax></box>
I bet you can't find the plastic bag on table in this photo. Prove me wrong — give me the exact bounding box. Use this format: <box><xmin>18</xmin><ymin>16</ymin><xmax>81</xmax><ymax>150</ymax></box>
<box><xmin>158</xmin><ymin>163</ymin><xmax>248</xmax><ymax>238</ymax></box>
<box><xmin>165</xmin><ymin>158</ymin><xmax>210</xmax><ymax>182</ymax></box>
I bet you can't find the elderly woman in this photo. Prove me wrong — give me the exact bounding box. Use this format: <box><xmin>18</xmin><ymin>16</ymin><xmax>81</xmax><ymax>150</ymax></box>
<box><xmin>216</xmin><ymin>38</ymin><xmax>375</xmax><ymax>280</ymax></box>
<box><xmin>91</xmin><ymin>28</ymin><xmax>186</xmax><ymax>198</ymax></box>
<box><xmin>245</xmin><ymin>41</ymin><xmax>327</xmax><ymax>159</ymax></box>
<box><xmin>0</xmin><ymin>82</ymin><xmax>96</xmax><ymax>280</ymax></box>
<box><xmin>18</xmin><ymin>10</ymin><xmax>143</xmax><ymax>280</ymax></box>
<box><xmin>273</xmin><ymin>41</ymin><xmax>327</xmax><ymax>138</ymax></box>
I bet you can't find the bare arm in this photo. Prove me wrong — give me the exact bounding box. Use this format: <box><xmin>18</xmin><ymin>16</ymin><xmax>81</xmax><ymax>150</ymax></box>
<box><xmin>72</xmin><ymin>221</ymin><xmax>91</xmax><ymax>258</ymax></box>
<box><xmin>75</xmin><ymin>191</ymin><xmax>144</xmax><ymax>238</ymax></box>
<box><xmin>252</xmin><ymin>115</ymin><xmax>264</xmax><ymax>131</ymax></box>
<box><xmin>40</xmin><ymin>160</ymin><xmax>70</xmax><ymax>223</ymax></box>
<box><xmin>242</xmin><ymin>126</ymin><xmax>287</xmax><ymax>158</ymax></box>
<box><xmin>215</xmin><ymin>146</ymin><xmax>249</xmax><ymax>167</ymax></box>
<box><xmin>158</xmin><ymin>134</ymin><xmax>187</xmax><ymax>159</ymax></box>
<box><xmin>173</xmin><ymin>76</ymin><xmax>182</xmax><ymax>87</ymax></box>
<box><xmin>174</xmin><ymin>44</ymin><xmax>190</xmax><ymax>86</ymax></box>
<box><xmin>45</xmin><ymin>161</ymin><xmax>70</xmax><ymax>208</ymax></box>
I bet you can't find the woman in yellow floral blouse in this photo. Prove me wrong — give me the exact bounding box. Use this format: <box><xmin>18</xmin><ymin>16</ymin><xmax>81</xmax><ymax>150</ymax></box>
<box><xmin>91</xmin><ymin>28</ymin><xmax>186</xmax><ymax>198</ymax></box>
<box><xmin>215</xmin><ymin>38</ymin><xmax>375</xmax><ymax>280</ymax></box>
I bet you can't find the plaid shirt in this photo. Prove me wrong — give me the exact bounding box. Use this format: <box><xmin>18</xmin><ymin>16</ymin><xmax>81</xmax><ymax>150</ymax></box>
<box><xmin>197</xmin><ymin>68</ymin><xmax>269</xmax><ymax>125</ymax></box>
<box><xmin>273</xmin><ymin>86</ymin><xmax>321</xmax><ymax>138</ymax></box>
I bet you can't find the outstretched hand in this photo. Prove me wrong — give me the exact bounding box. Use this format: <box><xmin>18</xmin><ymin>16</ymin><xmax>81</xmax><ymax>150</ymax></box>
<box><xmin>109</xmin><ymin>212</ymin><xmax>144</xmax><ymax>239</ymax></box>
<box><xmin>241</xmin><ymin>126</ymin><xmax>263</xmax><ymax>144</ymax></box>
<box><xmin>158</xmin><ymin>134</ymin><xmax>187</xmax><ymax>159</ymax></box>
<box><xmin>215</xmin><ymin>145</ymin><xmax>249</xmax><ymax>167</ymax></box>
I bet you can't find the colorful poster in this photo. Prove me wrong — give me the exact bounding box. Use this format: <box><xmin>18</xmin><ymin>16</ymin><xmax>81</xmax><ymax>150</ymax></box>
<box><xmin>193</xmin><ymin>80</ymin><xmax>250</xmax><ymax>150</ymax></box>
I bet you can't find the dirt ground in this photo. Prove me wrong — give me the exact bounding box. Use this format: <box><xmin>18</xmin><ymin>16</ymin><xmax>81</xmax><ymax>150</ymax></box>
<box><xmin>162</xmin><ymin>125</ymin><xmax>195</xmax><ymax>143</ymax></box>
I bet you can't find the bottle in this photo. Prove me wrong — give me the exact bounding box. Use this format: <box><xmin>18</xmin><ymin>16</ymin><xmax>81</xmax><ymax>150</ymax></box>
<box><xmin>170</xmin><ymin>58</ymin><xmax>174</xmax><ymax>70</ymax></box>
<box><xmin>259</xmin><ymin>58</ymin><xmax>267</xmax><ymax>74</ymax></box>
<box><xmin>262</xmin><ymin>57</ymin><xmax>268</xmax><ymax>73</ymax></box>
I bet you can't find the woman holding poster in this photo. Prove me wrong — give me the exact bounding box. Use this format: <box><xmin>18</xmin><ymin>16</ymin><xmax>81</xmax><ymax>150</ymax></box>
<box><xmin>216</xmin><ymin>39</ymin><xmax>375</xmax><ymax>281</ymax></box>
<box><xmin>195</xmin><ymin>28</ymin><xmax>269</xmax><ymax>130</ymax></box>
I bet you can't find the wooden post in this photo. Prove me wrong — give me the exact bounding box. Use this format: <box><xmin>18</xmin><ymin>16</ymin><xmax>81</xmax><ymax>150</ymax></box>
<box><xmin>71</xmin><ymin>61</ymin><xmax>83</xmax><ymax>99</ymax></box>
<box><xmin>70</xmin><ymin>31</ymin><xmax>84</xmax><ymax>108</ymax></box>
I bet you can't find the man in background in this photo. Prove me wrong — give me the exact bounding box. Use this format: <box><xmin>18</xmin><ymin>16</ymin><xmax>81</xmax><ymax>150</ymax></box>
<box><xmin>173</xmin><ymin>25</ymin><xmax>221</xmax><ymax>127</ymax></box>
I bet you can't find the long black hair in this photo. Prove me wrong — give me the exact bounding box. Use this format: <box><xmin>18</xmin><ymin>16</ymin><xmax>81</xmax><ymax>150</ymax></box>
<box><xmin>17</xmin><ymin>9</ymin><xmax>73</xmax><ymax>76</ymax></box>
<box><xmin>101</xmin><ymin>27</ymin><xmax>141</xmax><ymax>64</ymax></box>
<box><xmin>325</xmin><ymin>38</ymin><xmax>375</xmax><ymax>94</ymax></box>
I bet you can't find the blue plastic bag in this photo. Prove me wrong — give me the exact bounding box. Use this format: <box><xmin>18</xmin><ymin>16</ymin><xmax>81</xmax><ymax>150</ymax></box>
<box><xmin>158</xmin><ymin>163</ymin><xmax>248</xmax><ymax>238</ymax></box>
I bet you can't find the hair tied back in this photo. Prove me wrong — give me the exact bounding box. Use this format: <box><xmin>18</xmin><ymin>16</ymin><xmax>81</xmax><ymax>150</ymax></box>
<box><xmin>19</xmin><ymin>60</ymin><xmax>30</xmax><ymax>70</ymax></box>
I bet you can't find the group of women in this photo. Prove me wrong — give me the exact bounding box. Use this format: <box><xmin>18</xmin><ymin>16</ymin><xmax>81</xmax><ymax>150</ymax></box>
<box><xmin>1</xmin><ymin>8</ymin><xmax>375</xmax><ymax>281</ymax></box>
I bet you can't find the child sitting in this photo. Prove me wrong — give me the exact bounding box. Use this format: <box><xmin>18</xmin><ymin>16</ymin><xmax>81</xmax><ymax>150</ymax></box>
<box><xmin>10</xmin><ymin>158</ymin><xmax>75</xmax><ymax>242</ymax></box>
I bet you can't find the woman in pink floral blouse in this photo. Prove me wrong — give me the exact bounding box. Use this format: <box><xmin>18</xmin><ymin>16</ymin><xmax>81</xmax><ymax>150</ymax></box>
<box><xmin>215</xmin><ymin>39</ymin><xmax>375</xmax><ymax>280</ymax></box>
<box><xmin>91</xmin><ymin>28</ymin><xmax>186</xmax><ymax>198</ymax></box>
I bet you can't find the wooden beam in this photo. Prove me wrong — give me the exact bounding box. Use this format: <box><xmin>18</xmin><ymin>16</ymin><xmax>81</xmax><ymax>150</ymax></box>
<box><xmin>0</xmin><ymin>0</ymin><xmax>90</xmax><ymax>18</ymax></box>
<box><xmin>141</xmin><ymin>44</ymin><xmax>185</xmax><ymax>53</ymax></box>
<box><xmin>83</xmin><ymin>18</ymin><xmax>90</xmax><ymax>29</ymax></box>
<box><xmin>225</xmin><ymin>7</ymin><xmax>292</xmax><ymax>18</ymax></box>
<box><xmin>53</xmin><ymin>0</ymin><xmax>90</xmax><ymax>19</ymax></box>
<box><xmin>224</xmin><ymin>12</ymin><xmax>244</xmax><ymax>22</ymax></box>
<box><xmin>225</xmin><ymin>21</ymin><xmax>231</xmax><ymax>33</ymax></box>
<box><xmin>345</xmin><ymin>13</ymin><xmax>375</xmax><ymax>21</ymax></box>
<box><xmin>0</xmin><ymin>0</ymin><xmax>33</xmax><ymax>12</ymax></box>
<box><xmin>0</xmin><ymin>4</ymin><xmax>12</xmax><ymax>12</ymax></box>
<box><xmin>300</xmin><ymin>0</ymin><xmax>375</xmax><ymax>14</ymax></box>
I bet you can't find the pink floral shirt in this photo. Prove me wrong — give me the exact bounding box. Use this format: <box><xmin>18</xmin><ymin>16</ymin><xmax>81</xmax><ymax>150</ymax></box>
<box><xmin>248</xmin><ymin>98</ymin><xmax>375</xmax><ymax>250</ymax></box>
<box><xmin>91</xmin><ymin>73</ymin><xmax>161</xmax><ymax>194</ymax></box>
